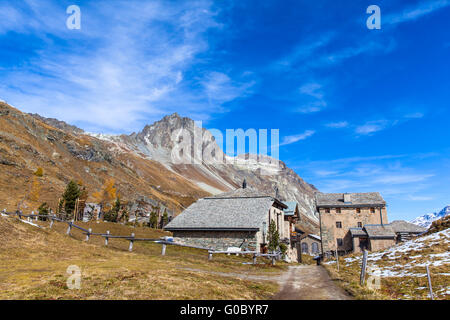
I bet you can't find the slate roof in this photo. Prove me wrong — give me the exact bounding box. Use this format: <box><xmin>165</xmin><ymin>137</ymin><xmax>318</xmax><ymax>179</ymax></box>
<box><xmin>316</xmin><ymin>192</ymin><xmax>386</xmax><ymax>207</ymax></box>
<box><xmin>283</xmin><ymin>201</ymin><xmax>298</xmax><ymax>216</ymax></box>
<box><xmin>349</xmin><ymin>228</ymin><xmax>368</xmax><ymax>237</ymax></box>
<box><xmin>364</xmin><ymin>224</ymin><xmax>396</xmax><ymax>238</ymax></box>
<box><xmin>390</xmin><ymin>220</ymin><xmax>426</xmax><ymax>234</ymax></box>
<box><xmin>164</xmin><ymin>188</ymin><xmax>277</xmax><ymax>231</ymax></box>
<box><xmin>207</xmin><ymin>187</ymin><xmax>269</xmax><ymax>199</ymax></box>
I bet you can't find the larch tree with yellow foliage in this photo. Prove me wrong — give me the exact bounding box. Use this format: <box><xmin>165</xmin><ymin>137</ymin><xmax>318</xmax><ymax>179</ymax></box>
<box><xmin>92</xmin><ymin>178</ymin><xmax>117</xmax><ymax>214</ymax></box>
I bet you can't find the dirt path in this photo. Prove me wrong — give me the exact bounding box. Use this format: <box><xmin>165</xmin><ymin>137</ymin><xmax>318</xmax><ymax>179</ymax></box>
<box><xmin>181</xmin><ymin>265</ymin><xmax>352</xmax><ymax>300</ymax></box>
<box><xmin>271</xmin><ymin>265</ymin><xmax>352</xmax><ymax>300</ymax></box>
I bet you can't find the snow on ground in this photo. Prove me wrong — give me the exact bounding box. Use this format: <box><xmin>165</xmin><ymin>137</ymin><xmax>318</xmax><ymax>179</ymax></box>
<box><xmin>326</xmin><ymin>228</ymin><xmax>450</xmax><ymax>278</ymax></box>
<box><xmin>18</xmin><ymin>218</ymin><xmax>42</xmax><ymax>228</ymax></box>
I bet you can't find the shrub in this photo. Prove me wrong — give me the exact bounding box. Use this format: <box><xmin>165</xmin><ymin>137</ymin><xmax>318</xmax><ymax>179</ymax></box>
<box><xmin>38</xmin><ymin>202</ymin><xmax>49</xmax><ymax>221</ymax></box>
<box><xmin>34</xmin><ymin>167</ymin><xmax>44</xmax><ymax>177</ymax></box>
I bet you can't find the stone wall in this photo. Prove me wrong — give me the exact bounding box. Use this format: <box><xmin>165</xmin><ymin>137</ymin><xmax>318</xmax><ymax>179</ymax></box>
<box><xmin>172</xmin><ymin>230</ymin><xmax>258</xmax><ymax>251</ymax></box>
<box><xmin>319</xmin><ymin>206</ymin><xmax>388</xmax><ymax>254</ymax></box>
<box><xmin>369</xmin><ymin>238</ymin><xmax>395</xmax><ymax>251</ymax></box>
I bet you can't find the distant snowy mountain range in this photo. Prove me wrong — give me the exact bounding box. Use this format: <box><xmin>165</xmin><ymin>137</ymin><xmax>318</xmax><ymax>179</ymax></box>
<box><xmin>411</xmin><ymin>205</ymin><xmax>450</xmax><ymax>228</ymax></box>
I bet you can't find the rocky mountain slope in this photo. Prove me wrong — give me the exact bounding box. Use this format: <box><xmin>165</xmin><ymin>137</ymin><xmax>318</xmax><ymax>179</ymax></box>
<box><xmin>0</xmin><ymin>102</ymin><xmax>318</xmax><ymax>219</ymax></box>
<box><xmin>89</xmin><ymin>113</ymin><xmax>319</xmax><ymax>219</ymax></box>
<box><xmin>411</xmin><ymin>206</ymin><xmax>450</xmax><ymax>229</ymax></box>
<box><xmin>0</xmin><ymin>102</ymin><xmax>209</xmax><ymax>213</ymax></box>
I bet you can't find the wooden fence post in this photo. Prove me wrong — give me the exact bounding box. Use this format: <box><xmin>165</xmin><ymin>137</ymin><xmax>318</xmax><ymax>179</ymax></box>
<box><xmin>66</xmin><ymin>222</ymin><xmax>72</xmax><ymax>235</ymax></box>
<box><xmin>208</xmin><ymin>252</ymin><xmax>213</xmax><ymax>261</ymax></box>
<box><xmin>161</xmin><ymin>243</ymin><xmax>167</xmax><ymax>256</ymax></box>
<box><xmin>336</xmin><ymin>249</ymin><xmax>340</xmax><ymax>272</ymax></box>
<box><xmin>129</xmin><ymin>233</ymin><xmax>135</xmax><ymax>252</ymax></box>
<box><xmin>50</xmin><ymin>217</ymin><xmax>54</xmax><ymax>229</ymax></box>
<box><xmin>271</xmin><ymin>256</ymin><xmax>275</xmax><ymax>266</ymax></box>
<box><xmin>426</xmin><ymin>265</ymin><xmax>434</xmax><ymax>300</ymax></box>
<box><xmin>86</xmin><ymin>228</ymin><xmax>92</xmax><ymax>242</ymax></box>
<box><xmin>253</xmin><ymin>254</ymin><xmax>257</xmax><ymax>265</ymax></box>
<box><xmin>105</xmin><ymin>230</ymin><xmax>110</xmax><ymax>246</ymax></box>
<box><xmin>360</xmin><ymin>249</ymin><xmax>368</xmax><ymax>286</ymax></box>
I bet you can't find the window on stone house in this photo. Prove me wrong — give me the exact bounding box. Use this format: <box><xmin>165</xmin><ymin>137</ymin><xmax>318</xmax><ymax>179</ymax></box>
<box><xmin>336</xmin><ymin>221</ymin><xmax>342</xmax><ymax>228</ymax></box>
<box><xmin>325</xmin><ymin>208</ymin><xmax>330</xmax><ymax>213</ymax></box>
<box><xmin>356</xmin><ymin>208</ymin><xmax>361</xmax><ymax>213</ymax></box>
<box><xmin>337</xmin><ymin>238</ymin><xmax>343</xmax><ymax>246</ymax></box>
<box><xmin>370</xmin><ymin>207</ymin><xmax>375</xmax><ymax>213</ymax></box>
<box><xmin>336</xmin><ymin>208</ymin><xmax>341</xmax><ymax>213</ymax></box>
<box><xmin>312</xmin><ymin>242</ymin><xmax>319</xmax><ymax>254</ymax></box>
<box><xmin>358</xmin><ymin>222</ymin><xmax>362</xmax><ymax>228</ymax></box>
<box><xmin>301</xmin><ymin>242</ymin><xmax>309</xmax><ymax>254</ymax></box>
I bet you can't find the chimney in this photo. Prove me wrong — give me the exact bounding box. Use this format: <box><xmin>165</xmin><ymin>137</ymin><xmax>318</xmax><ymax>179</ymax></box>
<box><xmin>242</xmin><ymin>179</ymin><xmax>247</xmax><ymax>189</ymax></box>
<box><xmin>343</xmin><ymin>193</ymin><xmax>352</xmax><ymax>204</ymax></box>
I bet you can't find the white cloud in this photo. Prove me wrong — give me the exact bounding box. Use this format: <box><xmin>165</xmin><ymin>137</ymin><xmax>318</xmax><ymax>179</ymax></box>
<box><xmin>273</xmin><ymin>33</ymin><xmax>334</xmax><ymax>69</ymax></box>
<box><xmin>408</xmin><ymin>195</ymin><xmax>434</xmax><ymax>201</ymax></box>
<box><xmin>296</xmin><ymin>82</ymin><xmax>327</xmax><ymax>113</ymax></box>
<box><xmin>385</xmin><ymin>0</ymin><xmax>450</xmax><ymax>25</ymax></box>
<box><xmin>355</xmin><ymin>120</ymin><xmax>391</xmax><ymax>135</ymax></box>
<box><xmin>299</xmin><ymin>83</ymin><xmax>323</xmax><ymax>99</ymax></box>
<box><xmin>326</xmin><ymin>121</ymin><xmax>349</xmax><ymax>129</ymax></box>
<box><xmin>280</xmin><ymin>130</ymin><xmax>315</xmax><ymax>146</ymax></box>
<box><xmin>373</xmin><ymin>173</ymin><xmax>434</xmax><ymax>185</ymax></box>
<box><xmin>0</xmin><ymin>0</ymin><xmax>252</xmax><ymax>133</ymax></box>
<box><xmin>404</xmin><ymin>112</ymin><xmax>424</xmax><ymax>119</ymax></box>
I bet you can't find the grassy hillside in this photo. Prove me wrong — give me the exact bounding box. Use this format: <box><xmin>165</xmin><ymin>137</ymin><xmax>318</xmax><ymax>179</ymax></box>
<box><xmin>0</xmin><ymin>102</ymin><xmax>209</xmax><ymax>214</ymax></box>
<box><xmin>324</xmin><ymin>228</ymin><xmax>450</xmax><ymax>300</ymax></box>
<box><xmin>0</xmin><ymin>214</ymin><xmax>283</xmax><ymax>299</ymax></box>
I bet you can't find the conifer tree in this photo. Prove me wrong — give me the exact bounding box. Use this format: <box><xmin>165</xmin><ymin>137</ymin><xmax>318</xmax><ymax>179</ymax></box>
<box><xmin>268</xmin><ymin>219</ymin><xmax>280</xmax><ymax>253</ymax></box>
<box><xmin>162</xmin><ymin>208</ymin><xmax>169</xmax><ymax>227</ymax></box>
<box><xmin>104</xmin><ymin>197</ymin><xmax>120</xmax><ymax>222</ymax></box>
<box><xmin>62</xmin><ymin>180</ymin><xmax>81</xmax><ymax>219</ymax></box>
<box><xmin>149</xmin><ymin>209</ymin><xmax>158</xmax><ymax>228</ymax></box>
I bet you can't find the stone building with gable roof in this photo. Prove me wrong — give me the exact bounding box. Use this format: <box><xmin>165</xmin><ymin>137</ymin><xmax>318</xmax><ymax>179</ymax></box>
<box><xmin>316</xmin><ymin>192</ymin><xmax>390</xmax><ymax>255</ymax></box>
<box><xmin>317</xmin><ymin>192</ymin><xmax>427</xmax><ymax>256</ymax></box>
<box><xmin>164</xmin><ymin>184</ymin><xmax>300</xmax><ymax>260</ymax></box>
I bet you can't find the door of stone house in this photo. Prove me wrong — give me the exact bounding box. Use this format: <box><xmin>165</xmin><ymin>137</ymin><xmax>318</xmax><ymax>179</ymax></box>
<box><xmin>296</xmin><ymin>242</ymin><xmax>302</xmax><ymax>263</ymax></box>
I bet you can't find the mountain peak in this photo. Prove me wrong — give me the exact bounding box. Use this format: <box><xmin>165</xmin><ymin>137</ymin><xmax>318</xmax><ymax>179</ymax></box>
<box><xmin>411</xmin><ymin>205</ymin><xmax>450</xmax><ymax>229</ymax></box>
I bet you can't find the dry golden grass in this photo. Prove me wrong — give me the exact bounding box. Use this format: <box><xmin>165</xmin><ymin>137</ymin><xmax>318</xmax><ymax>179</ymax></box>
<box><xmin>0</xmin><ymin>215</ymin><xmax>283</xmax><ymax>300</ymax></box>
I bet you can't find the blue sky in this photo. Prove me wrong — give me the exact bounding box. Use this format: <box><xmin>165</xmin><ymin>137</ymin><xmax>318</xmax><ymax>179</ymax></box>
<box><xmin>0</xmin><ymin>0</ymin><xmax>449</xmax><ymax>220</ymax></box>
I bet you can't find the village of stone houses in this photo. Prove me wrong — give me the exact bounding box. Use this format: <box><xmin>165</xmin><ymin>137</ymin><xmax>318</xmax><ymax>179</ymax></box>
<box><xmin>0</xmin><ymin>101</ymin><xmax>449</xmax><ymax>301</ymax></box>
<box><xmin>0</xmin><ymin>1</ymin><xmax>449</xmax><ymax>304</ymax></box>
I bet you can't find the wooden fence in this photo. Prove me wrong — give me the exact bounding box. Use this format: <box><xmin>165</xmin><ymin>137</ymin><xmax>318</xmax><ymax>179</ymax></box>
<box><xmin>1</xmin><ymin>209</ymin><xmax>280</xmax><ymax>264</ymax></box>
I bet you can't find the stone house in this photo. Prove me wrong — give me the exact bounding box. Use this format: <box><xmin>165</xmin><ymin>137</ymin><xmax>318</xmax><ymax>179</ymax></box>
<box><xmin>299</xmin><ymin>234</ymin><xmax>321</xmax><ymax>256</ymax></box>
<box><xmin>349</xmin><ymin>224</ymin><xmax>396</xmax><ymax>253</ymax></box>
<box><xmin>316</xmin><ymin>192</ymin><xmax>390</xmax><ymax>256</ymax></box>
<box><xmin>281</xmin><ymin>201</ymin><xmax>299</xmax><ymax>242</ymax></box>
<box><xmin>389</xmin><ymin>220</ymin><xmax>426</xmax><ymax>242</ymax></box>
<box><xmin>164</xmin><ymin>186</ymin><xmax>299</xmax><ymax>261</ymax></box>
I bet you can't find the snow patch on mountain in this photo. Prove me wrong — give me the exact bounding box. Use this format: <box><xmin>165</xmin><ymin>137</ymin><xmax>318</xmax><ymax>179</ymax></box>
<box><xmin>411</xmin><ymin>206</ymin><xmax>450</xmax><ymax>228</ymax></box>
